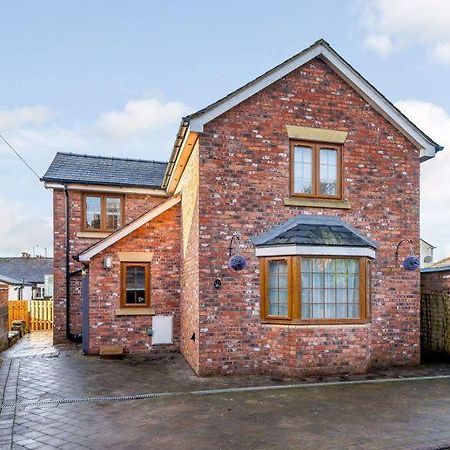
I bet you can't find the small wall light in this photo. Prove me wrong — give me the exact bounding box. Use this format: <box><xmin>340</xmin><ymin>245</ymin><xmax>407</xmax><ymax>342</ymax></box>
<box><xmin>103</xmin><ymin>256</ymin><xmax>113</xmax><ymax>270</ymax></box>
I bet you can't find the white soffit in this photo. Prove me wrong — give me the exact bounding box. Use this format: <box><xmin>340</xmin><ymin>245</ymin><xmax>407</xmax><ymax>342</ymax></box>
<box><xmin>43</xmin><ymin>182</ymin><xmax>167</xmax><ymax>196</ymax></box>
<box><xmin>255</xmin><ymin>245</ymin><xmax>376</xmax><ymax>259</ymax></box>
<box><xmin>78</xmin><ymin>196</ymin><xmax>181</xmax><ymax>262</ymax></box>
<box><xmin>187</xmin><ymin>40</ymin><xmax>439</xmax><ymax>160</ymax></box>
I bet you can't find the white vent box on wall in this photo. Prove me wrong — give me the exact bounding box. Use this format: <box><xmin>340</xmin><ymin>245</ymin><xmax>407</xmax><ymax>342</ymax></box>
<box><xmin>152</xmin><ymin>315</ymin><xmax>173</xmax><ymax>344</ymax></box>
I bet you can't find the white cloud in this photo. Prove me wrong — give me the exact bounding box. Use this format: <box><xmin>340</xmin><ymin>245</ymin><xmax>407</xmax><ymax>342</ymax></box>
<box><xmin>364</xmin><ymin>34</ymin><xmax>393</xmax><ymax>57</ymax></box>
<box><xmin>358</xmin><ymin>0</ymin><xmax>450</xmax><ymax>63</ymax></box>
<box><xmin>0</xmin><ymin>195</ymin><xmax>52</xmax><ymax>256</ymax></box>
<box><xmin>0</xmin><ymin>106</ymin><xmax>53</xmax><ymax>130</ymax></box>
<box><xmin>431</xmin><ymin>42</ymin><xmax>450</xmax><ymax>64</ymax></box>
<box><xmin>395</xmin><ymin>100</ymin><xmax>450</xmax><ymax>259</ymax></box>
<box><xmin>95</xmin><ymin>99</ymin><xmax>190</xmax><ymax>139</ymax></box>
<box><xmin>0</xmin><ymin>97</ymin><xmax>190</xmax><ymax>256</ymax></box>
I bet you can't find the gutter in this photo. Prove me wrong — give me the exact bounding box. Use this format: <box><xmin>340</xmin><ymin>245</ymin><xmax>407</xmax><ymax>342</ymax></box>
<box><xmin>162</xmin><ymin>119</ymin><xmax>190</xmax><ymax>189</ymax></box>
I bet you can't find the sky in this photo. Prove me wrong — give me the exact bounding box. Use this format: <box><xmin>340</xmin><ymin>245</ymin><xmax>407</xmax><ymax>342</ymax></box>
<box><xmin>0</xmin><ymin>0</ymin><xmax>449</xmax><ymax>259</ymax></box>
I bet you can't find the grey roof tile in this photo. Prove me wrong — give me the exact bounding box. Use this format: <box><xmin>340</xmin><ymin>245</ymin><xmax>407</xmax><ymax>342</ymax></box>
<box><xmin>42</xmin><ymin>153</ymin><xmax>167</xmax><ymax>189</ymax></box>
<box><xmin>0</xmin><ymin>257</ymin><xmax>53</xmax><ymax>284</ymax></box>
<box><xmin>251</xmin><ymin>215</ymin><xmax>377</xmax><ymax>249</ymax></box>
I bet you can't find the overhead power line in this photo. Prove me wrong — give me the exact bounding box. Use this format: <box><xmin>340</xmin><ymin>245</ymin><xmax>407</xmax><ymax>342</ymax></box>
<box><xmin>0</xmin><ymin>134</ymin><xmax>41</xmax><ymax>180</ymax></box>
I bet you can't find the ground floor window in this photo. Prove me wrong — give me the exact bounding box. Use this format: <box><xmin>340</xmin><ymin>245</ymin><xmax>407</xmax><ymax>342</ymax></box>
<box><xmin>260</xmin><ymin>256</ymin><xmax>370</xmax><ymax>324</ymax></box>
<box><xmin>120</xmin><ymin>262</ymin><xmax>150</xmax><ymax>307</ymax></box>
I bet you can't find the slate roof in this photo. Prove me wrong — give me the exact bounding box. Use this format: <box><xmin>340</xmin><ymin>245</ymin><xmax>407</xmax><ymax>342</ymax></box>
<box><xmin>42</xmin><ymin>153</ymin><xmax>167</xmax><ymax>189</ymax></box>
<box><xmin>0</xmin><ymin>274</ymin><xmax>27</xmax><ymax>286</ymax></box>
<box><xmin>0</xmin><ymin>257</ymin><xmax>53</xmax><ymax>284</ymax></box>
<box><xmin>251</xmin><ymin>215</ymin><xmax>377</xmax><ymax>249</ymax></box>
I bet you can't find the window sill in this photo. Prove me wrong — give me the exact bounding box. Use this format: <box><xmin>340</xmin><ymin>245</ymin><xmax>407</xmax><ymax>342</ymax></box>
<box><xmin>77</xmin><ymin>231</ymin><xmax>111</xmax><ymax>239</ymax></box>
<box><xmin>284</xmin><ymin>197</ymin><xmax>351</xmax><ymax>209</ymax></box>
<box><xmin>261</xmin><ymin>319</ymin><xmax>370</xmax><ymax>326</ymax></box>
<box><xmin>114</xmin><ymin>307</ymin><xmax>155</xmax><ymax>316</ymax></box>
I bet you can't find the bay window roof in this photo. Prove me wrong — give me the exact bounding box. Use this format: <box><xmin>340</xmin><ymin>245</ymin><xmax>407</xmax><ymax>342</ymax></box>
<box><xmin>251</xmin><ymin>215</ymin><xmax>377</xmax><ymax>258</ymax></box>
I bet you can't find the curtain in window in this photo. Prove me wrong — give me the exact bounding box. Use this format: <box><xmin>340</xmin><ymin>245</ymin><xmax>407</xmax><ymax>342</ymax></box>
<box><xmin>301</xmin><ymin>258</ymin><xmax>359</xmax><ymax>319</ymax></box>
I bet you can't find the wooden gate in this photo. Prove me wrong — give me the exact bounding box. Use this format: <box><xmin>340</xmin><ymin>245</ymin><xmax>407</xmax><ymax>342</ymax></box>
<box><xmin>8</xmin><ymin>300</ymin><xmax>30</xmax><ymax>329</ymax></box>
<box><xmin>29</xmin><ymin>300</ymin><xmax>53</xmax><ymax>331</ymax></box>
<box><xmin>8</xmin><ymin>300</ymin><xmax>53</xmax><ymax>331</ymax></box>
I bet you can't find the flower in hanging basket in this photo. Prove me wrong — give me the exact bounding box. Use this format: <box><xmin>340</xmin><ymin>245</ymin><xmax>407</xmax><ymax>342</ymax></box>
<box><xmin>228</xmin><ymin>255</ymin><xmax>247</xmax><ymax>271</ymax></box>
<box><xmin>402</xmin><ymin>255</ymin><xmax>420</xmax><ymax>271</ymax></box>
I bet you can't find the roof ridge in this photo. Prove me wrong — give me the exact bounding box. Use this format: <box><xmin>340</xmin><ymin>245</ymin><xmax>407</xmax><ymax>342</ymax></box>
<box><xmin>0</xmin><ymin>257</ymin><xmax>53</xmax><ymax>260</ymax></box>
<box><xmin>55</xmin><ymin>152</ymin><xmax>168</xmax><ymax>165</ymax></box>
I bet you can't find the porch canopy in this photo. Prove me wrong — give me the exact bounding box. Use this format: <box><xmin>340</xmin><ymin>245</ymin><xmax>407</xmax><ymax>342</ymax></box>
<box><xmin>251</xmin><ymin>215</ymin><xmax>377</xmax><ymax>259</ymax></box>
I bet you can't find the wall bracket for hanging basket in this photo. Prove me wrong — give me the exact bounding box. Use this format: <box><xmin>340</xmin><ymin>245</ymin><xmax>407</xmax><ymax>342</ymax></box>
<box><xmin>395</xmin><ymin>239</ymin><xmax>420</xmax><ymax>271</ymax></box>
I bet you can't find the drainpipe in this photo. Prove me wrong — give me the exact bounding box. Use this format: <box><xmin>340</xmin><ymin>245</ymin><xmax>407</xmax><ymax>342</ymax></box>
<box><xmin>64</xmin><ymin>185</ymin><xmax>78</xmax><ymax>342</ymax></box>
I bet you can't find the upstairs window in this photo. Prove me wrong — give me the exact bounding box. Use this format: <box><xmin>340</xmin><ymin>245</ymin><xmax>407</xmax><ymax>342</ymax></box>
<box><xmin>83</xmin><ymin>194</ymin><xmax>123</xmax><ymax>232</ymax></box>
<box><xmin>290</xmin><ymin>141</ymin><xmax>342</xmax><ymax>199</ymax></box>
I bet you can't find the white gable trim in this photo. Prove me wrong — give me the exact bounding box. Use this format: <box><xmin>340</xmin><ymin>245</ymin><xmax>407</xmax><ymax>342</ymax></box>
<box><xmin>188</xmin><ymin>41</ymin><xmax>439</xmax><ymax>161</ymax></box>
<box><xmin>78</xmin><ymin>196</ymin><xmax>181</xmax><ymax>263</ymax></box>
<box><xmin>255</xmin><ymin>245</ymin><xmax>376</xmax><ymax>259</ymax></box>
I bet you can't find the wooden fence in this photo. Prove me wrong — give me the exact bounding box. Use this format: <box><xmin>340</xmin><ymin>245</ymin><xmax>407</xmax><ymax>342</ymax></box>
<box><xmin>8</xmin><ymin>300</ymin><xmax>53</xmax><ymax>331</ymax></box>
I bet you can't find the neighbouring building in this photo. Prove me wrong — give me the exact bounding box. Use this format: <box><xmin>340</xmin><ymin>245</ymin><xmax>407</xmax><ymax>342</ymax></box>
<box><xmin>421</xmin><ymin>256</ymin><xmax>450</xmax><ymax>361</ymax></box>
<box><xmin>421</xmin><ymin>256</ymin><xmax>450</xmax><ymax>294</ymax></box>
<box><xmin>420</xmin><ymin>238</ymin><xmax>436</xmax><ymax>267</ymax></box>
<box><xmin>42</xmin><ymin>40</ymin><xmax>443</xmax><ymax>377</ymax></box>
<box><xmin>0</xmin><ymin>255</ymin><xmax>54</xmax><ymax>300</ymax></box>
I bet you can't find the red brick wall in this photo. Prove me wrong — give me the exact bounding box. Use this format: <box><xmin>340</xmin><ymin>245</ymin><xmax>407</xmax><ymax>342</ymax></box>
<box><xmin>52</xmin><ymin>189</ymin><xmax>166</xmax><ymax>343</ymax></box>
<box><xmin>196</xmin><ymin>57</ymin><xmax>421</xmax><ymax>376</ymax></box>
<box><xmin>87</xmin><ymin>205</ymin><xmax>181</xmax><ymax>354</ymax></box>
<box><xmin>421</xmin><ymin>270</ymin><xmax>450</xmax><ymax>293</ymax></box>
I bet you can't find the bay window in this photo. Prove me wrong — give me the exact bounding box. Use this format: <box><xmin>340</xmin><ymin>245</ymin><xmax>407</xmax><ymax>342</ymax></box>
<box><xmin>261</xmin><ymin>256</ymin><xmax>369</xmax><ymax>324</ymax></box>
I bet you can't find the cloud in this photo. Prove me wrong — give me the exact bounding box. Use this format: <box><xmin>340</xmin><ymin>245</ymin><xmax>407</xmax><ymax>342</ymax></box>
<box><xmin>431</xmin><ymin>42</ymin><xmax>450</xmax><ymax>64</ymax></box>
<box><xmin>358</xmin><ymin>0</ymin><xmax>450</xmax><ymax>63</ymax></box>
<box><xmin>0</xmin><ymin>106</ymin><xmax>53</xmax><ymax>130</ymax></box>
<box><xmin>0</xmin><ymin>195</ymin><xmax>52</xmax><ymax>256</ymax></box>
<box><xmin>395</xmin><ymin>100</ymin><xmax>450</xmax><ymax>259</ymax></box>
<box><xmin>94</xmin><ymin>99</ymin><xmax>190</xmax><ymax>139</ymax></box>
<box><xmin>0</xmin><ymin>97</ymin><xmax>190</xmax><ymax>256</ymax></box>
<box><xmin>364</xmin><ymin>34</ymin><xmax>393</xmax><ymax>57</ymax></box>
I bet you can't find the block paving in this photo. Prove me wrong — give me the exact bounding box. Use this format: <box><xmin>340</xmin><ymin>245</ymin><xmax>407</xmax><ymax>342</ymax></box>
<box><xmin>1</xmin><ymin>332</ymin><xmax>450</xmax><ymax>449</ymax></box>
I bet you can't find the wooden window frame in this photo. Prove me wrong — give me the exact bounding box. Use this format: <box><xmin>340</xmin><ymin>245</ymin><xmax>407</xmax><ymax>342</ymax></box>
<box><xmin>260</xmin><ymin>255</ymin><xmax>368</xmax><ymax>325</ymax></box>
<box><xmin>120</xmin><ymin>262</ymin><xmax>151</xmax><ymax>308</ymax></box>
<box><xmin>289</xmin><ymin>140</ymin><xmax>343</xmax><ymax>200</ymax></box>
<box><xmin>82</xmin><ymin>193</ymin><xmax>124</xmax><ymax>232</ymax></box>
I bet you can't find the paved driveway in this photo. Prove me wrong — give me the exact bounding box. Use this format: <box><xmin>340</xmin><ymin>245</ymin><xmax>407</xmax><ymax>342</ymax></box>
<box><xmin>1</xmin><ymin>332</ymin><xmax>450</xmax><ymax>449</ymax></box>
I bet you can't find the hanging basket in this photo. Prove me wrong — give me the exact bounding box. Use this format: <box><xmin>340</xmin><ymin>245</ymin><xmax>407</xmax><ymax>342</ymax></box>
<box><xmin>395</xmin><ymin>239</ymin><xmax>420</xmax><ymax>271</ymax></box>
<box><xmin>402</xmin><ymin>255</ymin><xmax>420</xmax><ymax>271</ymax></box>
<box><xmin>228</xmin><ymin>254</ymin><xmax>247</xmax><ymax>271</ymax></box>
<box><xmin>228</xmin><ymin>234</ymin><xmax>247</xmax><ymax>271</ymax></box>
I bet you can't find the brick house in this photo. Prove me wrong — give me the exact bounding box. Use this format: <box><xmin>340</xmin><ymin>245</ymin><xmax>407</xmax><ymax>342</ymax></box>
<box><xmin>42</xmin><ymin>40</ymin><xmax>442</xmax><ymax>377</ymax></box>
